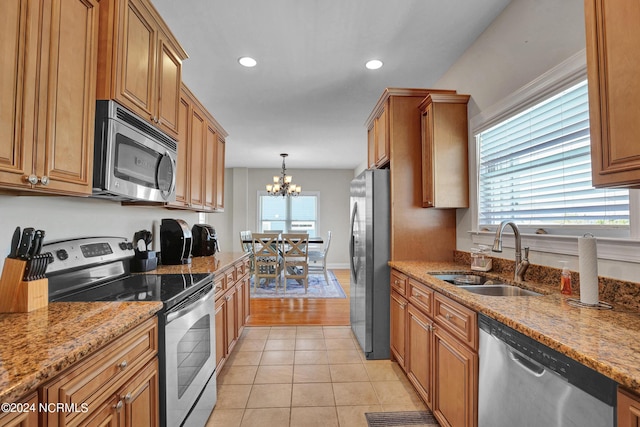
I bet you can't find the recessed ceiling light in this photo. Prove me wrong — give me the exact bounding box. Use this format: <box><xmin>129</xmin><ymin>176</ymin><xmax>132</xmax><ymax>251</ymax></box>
<box><xmin>365</xmin><ymin>59</ymin><xmax>383</xmax><ymax>70</ymax></box>
<box><xmin>238</xmin><ymin>57</ymin><xmax>257</xmax><ymax>68</ymax></box>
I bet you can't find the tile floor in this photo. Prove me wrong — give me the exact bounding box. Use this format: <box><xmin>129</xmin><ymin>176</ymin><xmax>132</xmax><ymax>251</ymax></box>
<box><xmin>206</xmin><ymin>326</ymin><xmax>427</xmax><ymax>427</ymax></box>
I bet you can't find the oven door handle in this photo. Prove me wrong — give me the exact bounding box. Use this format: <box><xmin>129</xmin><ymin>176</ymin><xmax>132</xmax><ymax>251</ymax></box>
<box><xmin>166</xmin><ymin>285</ymin><xmax>215</xmax><ymax>323</ymax></box>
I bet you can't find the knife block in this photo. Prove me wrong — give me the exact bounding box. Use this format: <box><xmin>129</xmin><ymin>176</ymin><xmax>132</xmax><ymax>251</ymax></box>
<box><xmin>0</xmin><ymin>258</ymin><xmax>48</xmax><ymax>313</ymax></box>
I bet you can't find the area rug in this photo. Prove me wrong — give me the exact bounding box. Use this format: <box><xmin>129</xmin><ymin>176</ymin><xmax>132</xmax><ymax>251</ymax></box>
<box><xmin>365</xmin><ymin>411</ymin><xmax>440</xmax><ymax>427</ymax></box>
<box><xmin>250</xmin><ymin>271</ymin><xmax>346</xmax><ymax>298</ymax></box>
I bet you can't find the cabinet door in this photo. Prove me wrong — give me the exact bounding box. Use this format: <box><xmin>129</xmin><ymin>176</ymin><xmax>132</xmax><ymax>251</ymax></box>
<box><xmin>367</xmin><ymin>123</ymin><xmax>376</xmax><ymax>169</ymax></box>
<box><xmin>121</xmin><ymin>359</ymin><xmax>159</xmax><ymax>427</ymax></box>
<box><xmin>235</xmin><ymin>279</ymin><xmax>245</xmax><ymax>338</ymax></box>
<box><xmin>432</xmin><ymin>326</ymin><xmax>477</xmax><ymax>427</ymax></box>
<box><xmin>225</xmin><ymin>287</ymin><xmax>238</xmax><ymax>355</ymax></box>
<box><xmin>204</xmin><ymin>124</ymin><xmax>217</xmax><ymax>211</ymax></box>
<box><xmin>156</xmin><ymin>32</ymin><xmax>181</xmax><ymax>139</ymax></box>
<box><xmin>188</xmin><ymin>106</ymin><xmax>206</xmax><ymax>209</ymax></box>
<box><xmin>586</xmin><ymin>0</ymin><xmax>640</xmax><ymax>187</ymax></box>
<box><xmin>390</xmin><ymin>289</ymin><xmax>407</xmax><ymax>369</ymax></box>
<box><xmin>215</xmin><ymin>136</ymin><xmax>225</xmax><ymax>211</ymax></box>
<box><xmin>173</xmin><ymin>93</ymin><xmax>190</xmax><ymax>206</ymax></box>
<box><xmin>119</xmin><ymin>0</ymin><xmax>156</xmax><ymax>120</ymax></box>
<box><xmin>215</xmin><ymin>296</ymin><xmax>226</xmax><ymax>373</ymax></box>
<box><xmin>0</xmin><ymin>393</ymin><xmax>39</xmax><ymax>427</ymax></box>
<box><xmin>37</xmin><ymin>0</ymin><xmax>98</xmax><ymax>195</ymax></box>
<box><xmin>82</xmin><ymin>394</ymin><xmax>122</xmax><ymax>427</ymax></box>
<box><xmin>420</xmin><ymin>95</ymin><xmax>469</xmax><ymax>208</ymax></box>
<box><xmin>407</xmin><ymin>304</ymin><xmax>433</xmax><ymax>408</ymax></box>
<box><xmin>0</xmin><ymin>0</ymin><xmax>37</xmax><ymax>188</ymax></box>
<box><xmin>618</xmin><ymin>388</ymin><xmax>640</xmax><ymax>427</ymax></box>
<box><xmin>242</xmin><ymin>275</ymin><xmax>251</xmax><ymax>327</ymax></box>
<box><xmin>421</xmin><ymin>103</ymin><xmax>435</xmax><ymax>207</ymax></box>
<box><xmin>375</xmin><ymin>107</ymin><xmax>389</xmax><ymax>167</ymax></box>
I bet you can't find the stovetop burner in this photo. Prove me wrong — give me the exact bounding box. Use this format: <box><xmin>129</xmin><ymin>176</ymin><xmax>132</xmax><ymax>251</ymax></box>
<box><xmin>52</xmin><ymin>273</ymin><xmax>212</xmax><ymax>310</ymax></box>
<box><xmin>44</xmin><ymin>236</ymin><xmax>212</xmax><ymax>311</ymax></box>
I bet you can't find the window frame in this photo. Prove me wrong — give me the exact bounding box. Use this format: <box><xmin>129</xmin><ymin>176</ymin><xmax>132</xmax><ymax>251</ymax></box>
<box><xmin>468</xmin><ymin>49</ymin><xmax>640</xmax><ymax>262</ymax></box>
<box><xmin>256</xmin><ymin>190</ymin><xmax>321</xmax><ymax>235</ymax></box>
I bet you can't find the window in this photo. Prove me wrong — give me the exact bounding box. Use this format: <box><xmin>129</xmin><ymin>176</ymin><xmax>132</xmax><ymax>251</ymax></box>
<box><xmin>258</xmin><ymin>192</ymin><xmax>319</xmax><ymax>235</ymax></box>
<box><xmin>476</xmin><ymin>80</ymin><xmax>629</xmax><ymax>230</ymax></box>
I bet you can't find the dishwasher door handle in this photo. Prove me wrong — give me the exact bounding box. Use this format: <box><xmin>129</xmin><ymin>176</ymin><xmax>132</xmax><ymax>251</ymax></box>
<box><xmin>508</xmin><ymin>348</ymin><xmax>545</xmax><ymax>377</ymax></box>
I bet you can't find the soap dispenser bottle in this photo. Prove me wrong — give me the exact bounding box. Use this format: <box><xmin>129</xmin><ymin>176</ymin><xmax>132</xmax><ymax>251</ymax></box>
<box><xmin>560</xmin><ymin>261</ymin><xmax>572</xmax><ymax>295</ymax></box>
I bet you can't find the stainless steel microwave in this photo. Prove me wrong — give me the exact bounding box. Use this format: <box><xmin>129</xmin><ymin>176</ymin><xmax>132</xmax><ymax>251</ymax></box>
<box><xmin>92</xmin><ymin>100</ymin><xmax>177</xmax><ymax>202</ymax></box>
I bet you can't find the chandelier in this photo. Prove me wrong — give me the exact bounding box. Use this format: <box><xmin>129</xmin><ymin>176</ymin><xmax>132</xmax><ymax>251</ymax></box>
<box><xmin>266</xmin><ymin>153</ymin><xmax>301</xmax><ymax>197</ymax></box>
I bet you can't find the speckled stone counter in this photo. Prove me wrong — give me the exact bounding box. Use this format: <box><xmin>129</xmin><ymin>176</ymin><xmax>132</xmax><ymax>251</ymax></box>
<box><xmin>389</xmin><ymin>260</ymin><xmax>640</xmax><ymax>394</ymax></box>
<box><xmin>0</xmin><ymin>301</ymin><xmax>162</xmax><ymax>403</ymax></box>
<box><xmin>146</xmin><ymin>252</ymin><xmax>249</xmax><ymax>275</ymax></box>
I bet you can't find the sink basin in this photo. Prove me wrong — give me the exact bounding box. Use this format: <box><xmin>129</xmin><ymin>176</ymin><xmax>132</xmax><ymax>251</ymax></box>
<box><xmin>457</xmin><ymin>285</ymin><xmax>542</xmax><ymax>297</ymax></box>
<box><xmin>429</xmin><ymin>273</ymin><xmax>491</xmax><ymax>286</ymax></box>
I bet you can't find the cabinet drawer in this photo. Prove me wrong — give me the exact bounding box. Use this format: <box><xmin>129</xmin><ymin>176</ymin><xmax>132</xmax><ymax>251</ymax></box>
<box><xmin>408</xmin><ymin>279</ymin><xmax>433</xmax><ymax>316</ymax></box>
<box><xmin>43</xmin><ymin>317</ymin><xmax>158</xmax><ymax>426</ymax></box>
<box><xmin>433</xmin><ymin>293</ymin><xmax>477</xmax><ymax>350</ymax></box>
<box><xmin>214</xmin><ymin>274</ymin><xmax>226</xmax><ymax>299</ymax></box>
<box><xmin>225</xmin><ymin>267</ymin><xmax>236</xmax><ymax>285</ymax></box>
<box><xmin>391</xmin><ymin>270</ymin><xmax>408</xmax><ymax>296</ymax></box>
<box><xmin>235</xmin><ymin>259</ymin><xmax>249</xmax><ymax>277</ymax></box>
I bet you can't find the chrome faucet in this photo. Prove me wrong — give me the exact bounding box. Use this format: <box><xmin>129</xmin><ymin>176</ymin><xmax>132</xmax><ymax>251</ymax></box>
<box><xmin>492</xmin><ymin>220</ymin><xmax>530</xmax><ymax>282</ymax></box>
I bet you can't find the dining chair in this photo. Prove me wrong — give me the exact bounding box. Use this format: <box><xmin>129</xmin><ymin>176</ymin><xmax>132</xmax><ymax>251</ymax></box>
<box><xmin>281</xmin><ymin>233</ymin><xmax>309</xmax><ymax>293</ymax></box>
<box><xmin>252</xmin><ymin>233</ymin><xmax>282</xmax><ymax>290</ymax></box>
<box><xmin>308</xmin><ymin>231</ymin><xmax>332</xmax><ymax>281</ymax></box>
<box><xmin>239</xmin><ymin>230</ymin><xmax>254</xmax><ymax>275</ymax></box>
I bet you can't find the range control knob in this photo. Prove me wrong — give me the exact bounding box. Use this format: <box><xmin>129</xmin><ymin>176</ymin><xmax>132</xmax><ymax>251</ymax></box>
<box><xmin>126</xmin><ymin>242</ymin><xmax>134</xmax><ymax>250</ymax></box>
<box><xmin>119</xmin><ymin>242</ymin><xmax>127</xmax><ymax>250</ymax></box>
<box><xmin>56</xmin><ymin>249</ymin><xmax>69</xmax><ymax>261</ymax></box>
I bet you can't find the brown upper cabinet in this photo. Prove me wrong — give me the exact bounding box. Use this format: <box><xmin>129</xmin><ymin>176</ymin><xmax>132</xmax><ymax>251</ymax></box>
<box><xmin>0</xmin><ymin>0</ymin><xmax>98</xmax><ymax>196</ymax></box>
<box><xmin>172</xmin><ymin>84</ymin><xmax>227</xmax><ymax>212</ymax></box>
<box><xmin>95</xmin><ymin>0</ymin><xmax>188</xmax><ymax>140</ymax></box>
<box><xmin>367</xmin><ymin>103</ymin><xmax>390</xmax><ymax>168</ymax></box>
<box><xmin>585</xmin><ymin>0</ymin><xmax>640</xmax><ymax>187</ymax></box>
<box><xmin>419</xmin><ymin>93</ymin><xmax>470</xmax><ymax>208</ymax></box>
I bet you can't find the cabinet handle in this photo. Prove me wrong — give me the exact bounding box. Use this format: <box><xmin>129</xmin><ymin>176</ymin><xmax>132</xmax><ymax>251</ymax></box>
<box><xmin>113</xmin><ymin>400</ymin><xmax>123</xmax><ymax>412</ymax></box>
<box><xmin>426</xmin><ymin>200</ymin><xmax>433</xmax><ymax>206</ymax></box>
<box><xmin>215</xmin><ymin>285</ymin><xmax>222</xmax><ymax>292</ymax></box>
<box><xmin>123</xmin><ymin>393</ymin><xmax>132</xmax><ymax>403</ymax></box>
<box><xmin>429</xmin><ymin>324</ymin><xmax>436</xmax><ymax>332</ymax></box>
<box><xmin>25</xmin><ymin>175</ymin><xmax>38</xmax><ymax>185</ymax></box>
<box><xmin>40</xmin><ymin>176</ymin><xmax>49</xmax><ymax>186</ymax></box>
<box><xmin>225</xmin><ymin>295</ymin><xmax>232</xmax><ymax>301</ymax></box>
<box><xmin>445</xmin><ymin>313</ymin><xmax>452</xmax><ymax>321</ymax></box>
<box><xmin>117</xmin><ymin>360</ymin><xmax>128</xmax><ymax>370</ymax></box>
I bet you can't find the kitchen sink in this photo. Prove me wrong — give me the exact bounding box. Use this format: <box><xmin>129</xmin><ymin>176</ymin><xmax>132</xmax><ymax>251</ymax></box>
<box><xmin>457</xmin><ymin>284</ymin><xmax>542</xmax><ymax>297</ymax></box>
<box><xmin>429</xmin><ymin>273</ymin><xmax>492</xmax><ymax>285</ymax></box>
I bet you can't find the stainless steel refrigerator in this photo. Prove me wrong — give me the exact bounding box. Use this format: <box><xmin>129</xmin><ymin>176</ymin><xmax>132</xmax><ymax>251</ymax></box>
<box><xmin>349</xmin><ymin>169</ymin><xmax>390</xmax><ymax>359</ymax></box>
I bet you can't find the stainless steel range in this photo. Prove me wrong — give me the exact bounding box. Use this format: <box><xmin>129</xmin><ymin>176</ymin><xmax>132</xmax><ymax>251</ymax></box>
<box><xmin>45</xmin><ymin>237</ymin><xmax>216</xmax><ymax>427</ymax></box>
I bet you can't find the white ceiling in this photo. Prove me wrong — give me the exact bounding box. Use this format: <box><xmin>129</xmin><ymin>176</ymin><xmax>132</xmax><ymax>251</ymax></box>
<box><xmin>151</xmin><ymin>0</ymin><xmax>512</xmax><ymax>170</ymax></box>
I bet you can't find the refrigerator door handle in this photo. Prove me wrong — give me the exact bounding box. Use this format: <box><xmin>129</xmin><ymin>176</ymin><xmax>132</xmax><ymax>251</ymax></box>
<box><xmin>349</xmin><ymin>201</ymin><xmax>358</xmax><ymax>280</ymax></box>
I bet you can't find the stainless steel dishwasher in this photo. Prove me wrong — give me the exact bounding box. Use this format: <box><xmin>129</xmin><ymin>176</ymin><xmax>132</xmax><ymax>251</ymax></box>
<box><xmin>478</xmin><ymin>314</ymin><xmax>616</xmax><ymax>427</ymax></box>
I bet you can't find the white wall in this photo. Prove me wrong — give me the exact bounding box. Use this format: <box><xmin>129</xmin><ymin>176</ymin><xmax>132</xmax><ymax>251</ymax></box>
<box><xmin>207</xmin><ymin>168</ymin><xmax>354</xmax><ymax>268</ymax></box>
<box><xmin>434</xmin><ymin>0</ymin><xmax>640</xmax><ymax>281</ymax></box>
<box><xmin>0</xmin><ymin>194</ymin><xmax>202</xmax><ymax>272</ymax></box>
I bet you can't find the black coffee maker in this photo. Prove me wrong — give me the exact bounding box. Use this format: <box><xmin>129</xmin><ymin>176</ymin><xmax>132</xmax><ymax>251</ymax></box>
<box><xmin>191</xmin><ymin>224</ymin><xmax>219</xmax><ymax>257</ymax></box>
<box><xmin>160</xmin><ymin>219</ymin><xmax>192</xmax><ymax>264</ymax></box>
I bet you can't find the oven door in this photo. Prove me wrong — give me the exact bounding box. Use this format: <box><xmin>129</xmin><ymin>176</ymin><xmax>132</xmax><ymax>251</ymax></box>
<box><xmin>164</xmin><ymin>285</ymin><xmax>216</xmax><ymax>427</ymax></box>
<box><xmin>98</xmin><ymin>117</ymin><xmax>177</xmax><ymax>202</ymax></box>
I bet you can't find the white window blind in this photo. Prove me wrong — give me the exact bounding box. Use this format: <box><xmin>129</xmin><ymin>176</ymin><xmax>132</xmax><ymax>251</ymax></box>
<box><xmin>477</xmin><ymin>80</ymin><xmax>629</xmax><ymax>227</ymax></box>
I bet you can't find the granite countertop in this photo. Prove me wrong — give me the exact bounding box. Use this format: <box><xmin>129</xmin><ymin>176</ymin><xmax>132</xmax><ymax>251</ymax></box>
<box><xmin>0</xmin><ymin>301</ymin><xmax>162</xmax><ymax>403</ymax></box>
<box><xmin>147</xmin><ymin>252</ymin><xmax>249</xmax><ymax>275</ymax></box>
<box><xmin>389</xmin><ymin>261</ymin><xmax>640</xmax><ymax>394</ymax></box>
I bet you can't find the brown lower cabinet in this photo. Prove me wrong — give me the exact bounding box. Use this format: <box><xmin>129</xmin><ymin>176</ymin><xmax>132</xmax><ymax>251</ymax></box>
<box><xmin>214</xmin><ymin>257</ymin><xmax>251</xmax><ymax>374</ymax></box>
<box><xmin>391</xmin><ymin>269</ymin><xmax>478</xmax><ymax>427</ymax></box>
<box><xmin>0</xmin><ymin>317</ymin><xmax>159</xmax><ymax>427</ymax></box>
<box><xmin>618</xmin><ymin>388</ymin><xmax>640</xmax><ymax>427</ymax></box>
